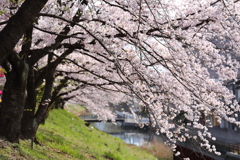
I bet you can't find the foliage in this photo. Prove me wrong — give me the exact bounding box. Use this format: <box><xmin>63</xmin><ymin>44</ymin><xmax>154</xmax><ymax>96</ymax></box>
<box><xmin>0</xmin><ymin>67</ymin><xmax>6</xmax><ymax>73</ymax></box>
<box><xmin>0</xmin><ymin>0</ymin><xmax>240</xmax><ymax>156</ymax></box>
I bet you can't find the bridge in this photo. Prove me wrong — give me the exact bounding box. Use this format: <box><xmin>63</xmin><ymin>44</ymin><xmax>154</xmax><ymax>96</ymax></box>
<box><xmin>80</xmin><ymin>111</ymin><xmax>149</xmax><ymax>126</ymax></box>
<box><xmin>80</xmin><ymin>112</ymin><xmax>124</xmax><ymax>122</ymax></box>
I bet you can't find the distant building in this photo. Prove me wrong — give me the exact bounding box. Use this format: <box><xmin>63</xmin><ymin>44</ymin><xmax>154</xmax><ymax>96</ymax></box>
<box><xmin>202</xmin><ymin>76</ymin><xmax>240</xmax><ymax>151</ymax></box>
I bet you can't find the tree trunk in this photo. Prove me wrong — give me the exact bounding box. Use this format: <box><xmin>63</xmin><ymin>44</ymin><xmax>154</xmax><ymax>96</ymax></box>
<box><xmin>20</xmin><ymin>68</ymin><xmax>36</xmax><ymax>139</ymax></box>
<box><xmin>0</xmin><ymin>61</ymin><xmax>29</xmax><ymax>143</ymax></box>
<box><xmin>30</xmin><ymin>73</ymin><xmax>54</xmax><ymax>139</ymax></box>
<box><xmin>0</xmin><ymin>0</ymin><xmax>48</xmax><ymax>65</ymax></box>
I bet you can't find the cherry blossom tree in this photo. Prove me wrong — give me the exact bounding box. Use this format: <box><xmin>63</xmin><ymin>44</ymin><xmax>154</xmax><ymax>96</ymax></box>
<box><xmin>0</xmin><ymin>0</ymin><xmax>240</xmax><ymax>157</ymax></box>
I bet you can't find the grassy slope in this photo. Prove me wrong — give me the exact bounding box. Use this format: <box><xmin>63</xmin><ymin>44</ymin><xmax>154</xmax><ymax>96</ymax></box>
<box><xmin>0</xmin><ymin>106</ymin><xmax>157</xmax><ymax>160</ymax></box>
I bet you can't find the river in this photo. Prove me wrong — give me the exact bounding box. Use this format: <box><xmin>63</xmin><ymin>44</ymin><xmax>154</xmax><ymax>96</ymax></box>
<box><xmin>90</xmin><ymin>121</ymin><xmax>164</xmax><ymax>147</ymax></box>
<box><xmin>82</xmin><ymin>114</ymin><xmax>226</xmax><ymax>160</ymax></box>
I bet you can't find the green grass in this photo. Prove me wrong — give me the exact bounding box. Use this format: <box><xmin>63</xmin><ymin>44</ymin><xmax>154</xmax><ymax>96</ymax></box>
<box><xmin>0</xmin><ymin>107</ymin><xmax>160</xmax><ymax>160</ymax></box>
<box><xmin>65</xmin><ymin>103</ymin><xmax>87</xmax><ymax>116</ymax></box>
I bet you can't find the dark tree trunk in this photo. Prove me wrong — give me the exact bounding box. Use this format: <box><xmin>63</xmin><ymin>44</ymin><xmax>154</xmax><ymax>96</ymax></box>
<box><xmin>21</xmin><ymin>48</ymin><xmax>75</xmax><ymax>140</ymax></box>
<box><xmin>31</xmin><ymin>72</ymin><xmax>54</xmax><ymax>138</ymax></box>
<box><xmin>24</xmin><ymin>54</ymin><xmax>55</xmax><ymax>139</ymax></box>
<box><xmin>0</xmin><ymin>0</ymin><xmax>48</xmax><ymax>65</ymax></box>
<box><xmin>20</xmin><ymin>68</ymin><xmax>36</xmax><ymax>139</ymax></box>
<box><xmin>0</xmin><ymin>60</ymin><xmax>29</xmax><ymax>143</ymax></box>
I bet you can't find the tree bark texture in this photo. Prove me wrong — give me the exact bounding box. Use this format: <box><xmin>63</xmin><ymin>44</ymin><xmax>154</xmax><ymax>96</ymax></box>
<box><xmin>0</xmin><ymin>61</ymin><xmax>29</xmax><ymax>142</ymax></box>
<box><xmin>20</xmin><ymin>68</ymin><xmax>36</xmax><ymax>139</ymax></box>
<box><xmin>31</xmin><ymin>72</ymin><xmax>54</xmax><ymax>138</ymax></box>
<box><xmin>0</xmin><ymin>0</ymin><xmax>48</xmax><ymax>65</ymax></box>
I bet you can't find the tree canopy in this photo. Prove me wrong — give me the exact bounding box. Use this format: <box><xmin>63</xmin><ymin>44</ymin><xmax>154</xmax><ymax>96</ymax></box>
<box><xmin>1</xmin><ymin>0</ymin><xmax>240</xmax><ymax>157</ymax></box>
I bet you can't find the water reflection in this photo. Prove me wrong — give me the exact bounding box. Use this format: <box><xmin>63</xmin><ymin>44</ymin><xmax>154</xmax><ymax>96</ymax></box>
<box><xmin>91</xmin><ymin>121</ymin><xmax>163</xmax><ymax>146</ymax></box>
<box><xmin>112</xmin><ymin>132</ymin><xmax>151</xmax><ymax>146</ymax></box>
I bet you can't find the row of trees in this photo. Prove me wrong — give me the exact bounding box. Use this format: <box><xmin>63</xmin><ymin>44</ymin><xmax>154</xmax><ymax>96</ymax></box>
<box><xmin>0</xmin><ymin>0</ymin><xmax>240</xmax><ymax>156</ymax></box>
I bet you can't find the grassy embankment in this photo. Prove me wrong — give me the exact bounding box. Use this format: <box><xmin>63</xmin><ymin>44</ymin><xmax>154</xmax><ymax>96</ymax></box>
<box><xmin>0</xmin><ymin>104</ymin><xmax>172</xmax><ymax>160</ymax></box>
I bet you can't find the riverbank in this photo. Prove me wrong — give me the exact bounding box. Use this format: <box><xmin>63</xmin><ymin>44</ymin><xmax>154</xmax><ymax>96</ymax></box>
<box><xmin>65</xmin><ymin>102</ymin><xmax>88</xmax><ymax>116</ymax></box>
<box><xmin>0</xmin><ymin>104</ymin><xmax>159</xmax><ymax>160</ymax></box>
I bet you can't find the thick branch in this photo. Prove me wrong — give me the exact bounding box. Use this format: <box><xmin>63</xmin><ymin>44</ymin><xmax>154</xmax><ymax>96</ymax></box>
<box><xmin>0</xmin><ymin>0</ymin><xmax>48</xmax><ymax>65</ymax></box>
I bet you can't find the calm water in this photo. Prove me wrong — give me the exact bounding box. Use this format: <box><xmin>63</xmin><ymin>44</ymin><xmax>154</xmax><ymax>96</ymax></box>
<box><xmin>89</xmin><ymin>119</ymin><xmax>225</xmax><ymax>160</ymax></box>
<box><xmin>91</xmin><ymin>121</ymin><xmax>164</xmax><ymax>146</ymax></box>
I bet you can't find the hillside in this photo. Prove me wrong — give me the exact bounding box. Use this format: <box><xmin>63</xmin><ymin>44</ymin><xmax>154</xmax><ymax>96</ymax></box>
<box><xmin>0</xmin><ymin>105</ymin><xmax>158</xmax><ymax>160</ymax></box>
